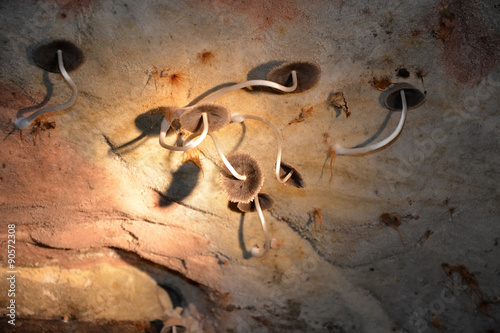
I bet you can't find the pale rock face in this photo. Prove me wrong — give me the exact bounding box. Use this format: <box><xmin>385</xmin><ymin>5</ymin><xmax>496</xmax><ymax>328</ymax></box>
<box><xmin>0</xmin><ymin>0</ymin><xmax>499</xmax><ymax>332</ymax></box>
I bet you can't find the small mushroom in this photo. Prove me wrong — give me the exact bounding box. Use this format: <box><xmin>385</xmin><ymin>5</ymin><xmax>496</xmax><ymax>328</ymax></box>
<box><xmin>159</xmin><ymin>112</ymin><xmax>209</xmax><ymax>151</ymax></box>
<box><xmin>14</xmin><ymin>40</ymin><xmax>84</xmax><ymax>129</ymax></box>
<box><xmin>266</xmin><ymin>61</ymin><xmax>321</xmax><ymax>93</ymax></box>
<box><xmin>195</xmin><ymin>68</ymin><xmax>298</xmax><ymax>106</ymax></box>
<box><xmin>173</xmin><ymin>60</ymin><xmax>321</xmax><ymax>111</ymax></box>
<box><xmin>249</xmin><ymin>193</ymin><xmax>275</xmax><ymax>259</ymax></box>
<box><xmin>161</xmin><ymin>317</ymin><xmax>187</xmax><ymax>333</ymax></box>
<box><xmin>32</xmin><ymin>39</ymin><xmax>84</xmax><ymax>73</ymax></box>
<box><xmin>278</xmin><ymin>162</ymin><xmax>305</xmax><ymax>188</ymax></box>
<box><xmin>180</xmin><ymin>103</ymin><xmax>231</xmax><ymax>133</ymax></box>
<box><xmin>334</xmin><ymin>83</ymin><xmax>425</xmax><ymax>155</ymax></box>
<box><xmin>220</xmin><ymin>152</ymin><xmax>264</xmax><ymax>203</ymax></box>
<box><xmin>160</xmin><ymin>103</ymin><xmax>231</xmax><ymax>151</ymax></box>
<box><xmin>384</xmin><ymin>82</ymin><xmax>425</xmax><ymax>111</ymax></box>
<box><xmin>237</xmin><ymin>192</ymin><xmax>274</xmax><ymax>212</ymax></box>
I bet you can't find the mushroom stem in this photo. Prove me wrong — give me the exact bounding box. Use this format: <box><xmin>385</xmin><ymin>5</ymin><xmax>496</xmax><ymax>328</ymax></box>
<box><xmin>208</xmin><ymin>133</ymin><xmax>247</xmax><ymax>180</ymax></box>
<box><xmin>191</xmin><ymin>70</ymin><xmax>298</xmax><ymax>107</ymax></box>
<box><xmin>15</xmin><ymin>50</ymin><xmax>78</xmax><ymax>129</ymax></box>
<box><xmin>335</xmin><ymin>90</ymin><xmax>407</xmax><ymax>155</ymax></box>
<box><xmin>250</xmin><ymin>195</ymin><xmax>271</xmax><ymax>258</ymax></box>
<box><xmin>159</xmin><ymin>112</ymin><xmax>209</xmax><ymax>151</ymax></box>
<box><xmin>231</xmin><ymin>114</ymin><xmax>293</xmax><ymax>183</ymax></box>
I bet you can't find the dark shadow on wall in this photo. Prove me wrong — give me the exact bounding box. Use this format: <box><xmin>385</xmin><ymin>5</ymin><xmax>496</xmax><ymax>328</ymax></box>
<box><xmin>234</xmin><ymin>203</ymin><xmax>253</xmax><ymax>260</ymax></box>
<box><xmin>15</xmin><ymin>71</ymin><xmax>54</xmax><ymax>120</ymax></box>
<box><xmin>158</xmin><ymin>162</ymin><xmax>201</xmax><ymax>208</ymax></box>
<box><xmin>107</xmin><ymin>107</ymin><xmax>165</xmax><ymax>155</ymax></box>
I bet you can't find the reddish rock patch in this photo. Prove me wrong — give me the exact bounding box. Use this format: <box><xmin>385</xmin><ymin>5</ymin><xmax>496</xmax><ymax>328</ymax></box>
<box><xmin>193</xmin><ymin>0</ymin><xmax>307</xmax><ymax>32</ymax></box>
<box><xmin>429</xmin><ymin>0</ymin><xmax>500</xmax><ymax>86</ymax></box>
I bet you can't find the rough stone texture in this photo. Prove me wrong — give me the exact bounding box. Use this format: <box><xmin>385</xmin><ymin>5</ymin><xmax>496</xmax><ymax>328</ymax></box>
<box><xmin>1</xmin><ymin>0</ymin><xmax>499</xmax><ymax>332</ymax></box>
<box><xmin>0</xmin><ymin>262</ymin><xmax>173</xmax><ymax>321</ymax></box>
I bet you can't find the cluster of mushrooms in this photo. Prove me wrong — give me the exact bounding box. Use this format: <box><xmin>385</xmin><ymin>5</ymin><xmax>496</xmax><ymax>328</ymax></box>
<box><xmin>14</xmin><ymin>39</ymin><xmax>426</xmax><ymax>259</ymax></box>
<box><xmin>158</xmin><ymin>61</ymin><xmax>321</xmax><ymax>258</ymax></box>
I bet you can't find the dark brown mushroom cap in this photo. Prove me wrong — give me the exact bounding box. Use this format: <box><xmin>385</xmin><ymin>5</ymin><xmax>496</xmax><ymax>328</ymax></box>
<box><xmin>32</xmin><ymin>40</ymin><xmax>84</xmax><ymax>73</ymax></box>
<box><xmin>220</xmin><ymin>153</ymin><xmax>264</xmax><ymax>203</ymax></box>
<box><xmin>279</xmin><ymin>162</ymin><xmax>305</xmax><ymax>188</ymax></box>
<box><xmin>180</xmin><ymin>103</ymin><xmax>231</xmax><ymax>133</ymax></box>
<box><xmin>384</xmin><ymin>83</ymin><xmax>425</xmax><ymax>111</ymax></box>
<box><xmin>266</xmin><ymin>61</ymin><xmax>321</xmax><ymax>93</ymax></box>
<box><xmin>237</xmin><ymin>193</ymin><xmax>274</xmax><ymax>213</ymax></box>
<box><xmin>161</xmin><ymin>318</ymin><xmax>186</xmax><ymax>333</ymax></box>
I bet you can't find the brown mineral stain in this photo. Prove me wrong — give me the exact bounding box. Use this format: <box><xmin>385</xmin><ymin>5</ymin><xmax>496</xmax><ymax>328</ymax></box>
<box><xmin>192</xmin><ymin>0</ymin><xmax>307</xmax><ymax>32</ymax></box>
<box><xmin>380</xmin><ymin>212</ymin><xmax>404</xmax><ymax>244</ymax></box>
<box><xmin>47</xmin><ymin>0</ymin><xmax>95</xmax><ymax>18</ymax></box>
<box><xmin>197</xmin><ymin>51</ymin><xmax>215</xmax><ymax>65</ymax></box>
<box><xmin>429</xmin><ymin>0</ymin><xmax>500</xmax><ymax>85</ymax></box>
<box><xmin>369</xmin><ymin>76</ymin><xmax>392</xmax><ymax>91</ymax></box>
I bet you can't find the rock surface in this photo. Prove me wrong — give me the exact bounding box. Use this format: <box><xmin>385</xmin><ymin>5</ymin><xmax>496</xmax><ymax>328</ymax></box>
<box><xmin>1</xmin><ymin>0</ymin><xmax>499</xmax><ymax>332</ymax></box>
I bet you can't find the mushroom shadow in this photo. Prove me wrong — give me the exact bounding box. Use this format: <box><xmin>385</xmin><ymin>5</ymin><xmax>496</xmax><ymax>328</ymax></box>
<box><xmin>342</xmin><ymin>92</ymin><xmax>397</xmax><ymax>150</ymax></box>
<box><xmin>108</xmin><ymin>107</ymin><xmax>165</xmax><ymax>155</ymax></box>
<box><xmin>158</xmin><ymin>162</ymin><xmax>201</xmax><ymax>207</ymax></box>
<box><xmin>187</xmin><ymin>82</ymin><xmax>238</xmax><ymax>106</ymax></box>
<box><xmin>237</xmin><ymin>211</ymin><xmax>253</xmax><ymax>259</ymax></box>
<box><xmin>246</xmin><ymin>60</ymin><xmax>286</xmax><ymax>94</ymax></box>
<box><xmin>227</xmin><ymin>121</ymin><xmax>246</xmax><ymax>154</ymax></box>
<box><xmin>351</xmin><ymin>110</ymin><xmax>393</xmax><ymax>149</ymax></box>
<box><xmin>16</xmin><ymin>71</ymin><xmax>54</xmax><ymax>119</ymax></box>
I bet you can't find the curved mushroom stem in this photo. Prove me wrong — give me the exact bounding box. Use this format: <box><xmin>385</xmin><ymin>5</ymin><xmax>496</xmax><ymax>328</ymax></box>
<box><xmin>159</xmin><ymin>112</ymin><xmax>209</xmax><ymax>151</ymax></box>
<box><xmin>189</xmin><ymin>70</ymin><xmax>298</xmax><ymax>108</ymax></box>
<box><xmin>208</xmin><ymin>133</ymin><xmax>247</xmax><ymax>180</ymax></box>
<box><xmin>15</xmin><ymin>50</ymin><xmax>78</xmax><ymax>129</ymax></box>
<box><xmin>250</xmin><ymin>195</ymin><xmax>271</xmax><ymax>258</ymax></box>
<box><xmin>335</xmin><ymin>90</ymin><xmax>408</xmax><ymax>155</ymax></box>
<box><xmin>231</xmin><ymin>113</ymin><xmax>293</xmax><ymax>183</ymax></box>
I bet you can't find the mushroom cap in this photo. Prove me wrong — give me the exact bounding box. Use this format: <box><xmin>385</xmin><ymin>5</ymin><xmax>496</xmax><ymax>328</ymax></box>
<box><xmin>220</xmin><ymin>153</ymin><xmax>264</xmax><ymax>203</ymax></box>
<box><xmin>266</xmin><ymin>61</ymin><xmax>321</xmax><ymax>93</ymax></box>
<box><xmin>161</xmin><ymin>318</ymin><xmax>186</xmax><ymax>333</ymax></box>
<box><xmin>384</xmin><ymin>83</ymin><xmax>425</xmax><ymax>111</ymax></box>
<box><xmin>180</xmin><ymin>103</ymin><xmax>231</xmax><ymax>133</ymax></box>
<box><xmin>279</xmin><ymin>162</ymin><xmax>305</xmax><ymax>188</ymax></box>
<box><xmin>237</xmin><ymin>193</ymin><xmax>275</xmax><ymax>213</ymax></box>
<box><xmin>32</xmin><ymin>40</ymin><xmax>84</xmax><ymax>73</ymax></box>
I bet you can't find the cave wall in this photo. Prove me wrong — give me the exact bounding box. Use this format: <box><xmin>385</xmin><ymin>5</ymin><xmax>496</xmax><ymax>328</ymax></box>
<box><xmin>1</xmin><ymin>0</ymin><xmax>499</xmax><ymax>332</ymax></box>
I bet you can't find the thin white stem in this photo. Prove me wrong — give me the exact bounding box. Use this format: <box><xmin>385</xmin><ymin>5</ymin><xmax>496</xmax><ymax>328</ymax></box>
<box><xmin>208</xmin><ymin>133</ymin><xmax>247</xmax><ymax>180</ymax></box>
<box><xmin>159</xmin><ymin>112</ymin><xmax>209</xmax><ymax>151</ymax></box>
<box><xmin>15</xmin><ymin>50</ymin><xmax>78</xmax><ymax>129</ymax></box>
<box><xmin>231</xmin><ymin>114</ymin><xmax>293</xmax><ymax>183</ymax></box>
<box><xmin>250</xmin><ymin>195</ymin><xmax>271</xmax><ymax>258</ymax></box>
<box><xmin>335</xmin><ymin>90</ymin><xmax>408</xmax><ymax>155</ymax></box>
<box><xmin>185</xmin><ymin>70</ymin><xmax>298</xmax><ymax>110</ymax></box>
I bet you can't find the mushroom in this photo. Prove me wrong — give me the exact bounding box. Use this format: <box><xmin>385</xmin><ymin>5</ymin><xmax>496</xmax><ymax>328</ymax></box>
<box><xmin>230</xmin><ymin>113</ymin><xmax>294</xmax><ymax>184</ymax></box>
<box><xmin>193</xmin><ymin>60</ymin><xmax>321</xmax><ymax>106</ymax></box>
<box><xmin>237</xmin><ymin>193</ymin><xmax>277</xmax><ymax>258</ymax></box>
<box><xmin>249</xmin><ymin>193</ymin><xmax>276</xmax><ymax>259</ymax></box>
<box><xmin>192</xmin><ymin>62</ymin><xmax>299</xmax><ymax>106</ymax></box>
<box><xmin>180</xmin><ymin>103</ymin><xmax>231</xmax><ymax>133</ymax></box>
<box><xmin>334</xmin><ymin>83</ymin><xmax>425</xmax><ymax>155</ymax></box>
<box><xmin>220</xmin><ymin>152</ymin><xmax>264</xmax><ymax>203</ymax></box>
<box><xmin>278</xmin><ymin>161</ymin><xmax>305</xmax><ymax>188</ymax></box>
<box><xmin>161</xmin><ymin>318</ymin><xmax>187</xmax><ymax>333</ymax></box>
<box><xmin>159</xmin><ymin>103</ymin><xmax>230</xmax><ymax>151</ymax></box>
<box><xmin>157</xmin><ymin>60</ymin><xmax>321</xmax><ymax>136</ymax></box>
<box><xmin>14</xmin><ymin>40</ymin><xmax>84</xmax><ymax>129</ymax></box>
<box><xmin>266</xmin><ymin>61</ymin><xmax>321</xmax><ymax>93</ymax></box>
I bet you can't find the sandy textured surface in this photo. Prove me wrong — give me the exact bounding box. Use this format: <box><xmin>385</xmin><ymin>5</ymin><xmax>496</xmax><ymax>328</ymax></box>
<box><xmin>1</xmin><ymin>0</ymin><xmax>499</xmax><ymax>332</ymax></box>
